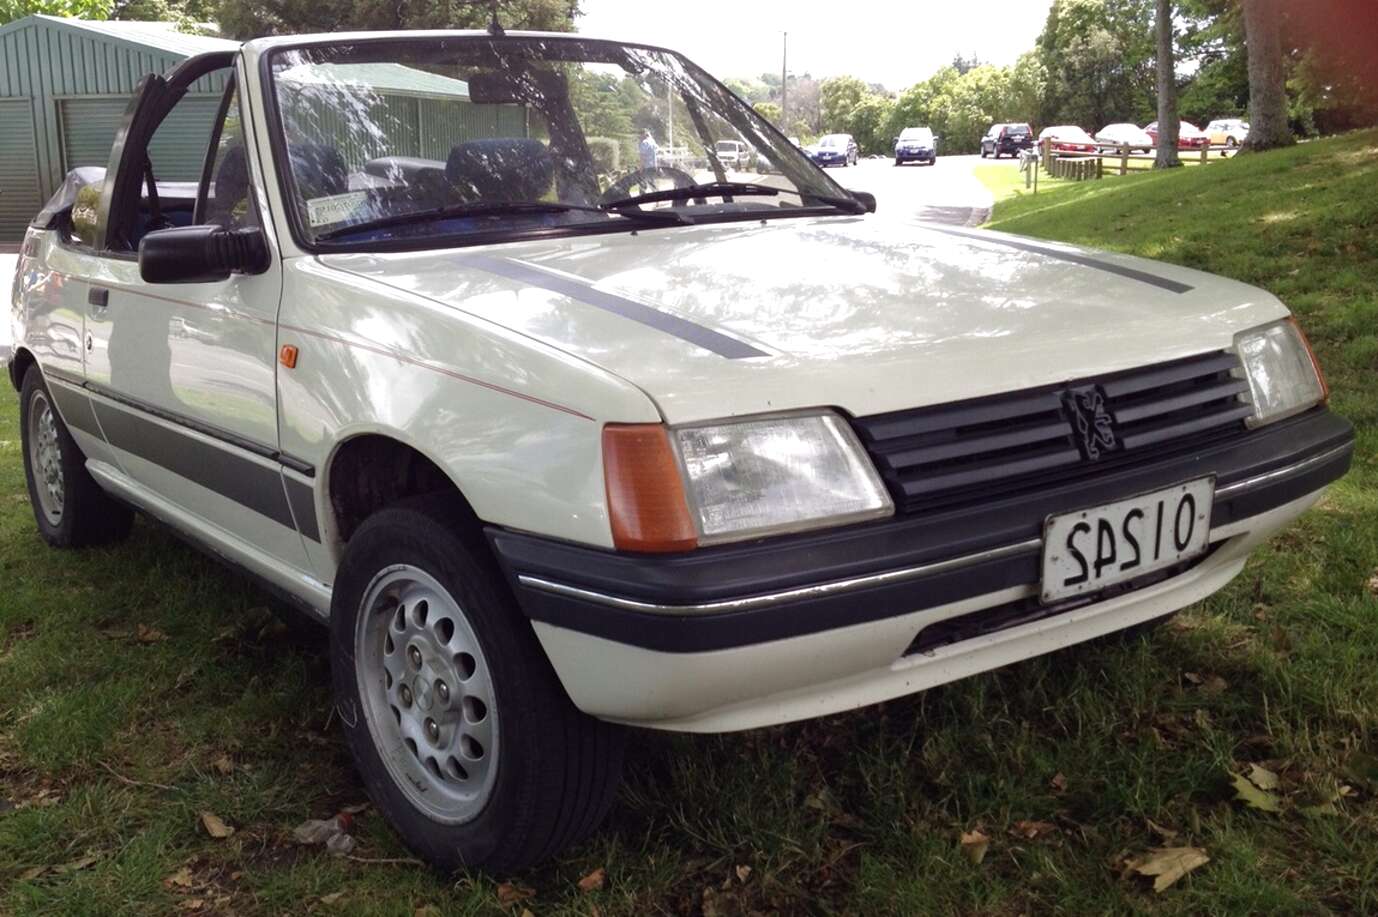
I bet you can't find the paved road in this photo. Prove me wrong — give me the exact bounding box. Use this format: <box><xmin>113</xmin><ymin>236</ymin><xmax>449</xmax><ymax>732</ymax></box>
<box><xmin>826</xmin><ymin>153</ymin><xmax>1001</xmax><ymax>227</ymax></box>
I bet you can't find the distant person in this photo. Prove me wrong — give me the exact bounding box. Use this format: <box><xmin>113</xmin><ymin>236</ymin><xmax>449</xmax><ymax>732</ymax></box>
<box><xmin>639</xmin><ymin>130</ymin><xmax>659</xmax><ymax>170</ymax></box>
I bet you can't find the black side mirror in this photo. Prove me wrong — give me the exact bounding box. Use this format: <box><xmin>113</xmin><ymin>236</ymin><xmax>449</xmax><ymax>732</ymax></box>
<box><xmin>139</xmin><ymin>225</ymin><xmax>268</xmax><ymax>284</ymax></box>
<box><xmin>852</xmin><ymin>190</ymin><xmax>878</xmax><ymax>214</ymax></box>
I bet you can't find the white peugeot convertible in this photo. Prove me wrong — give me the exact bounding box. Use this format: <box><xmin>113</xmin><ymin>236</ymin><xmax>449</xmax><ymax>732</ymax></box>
<box><xmin>9</xmin><ymin>30</ymin><xmax>1353</xmax><ymax>870</ymax></box>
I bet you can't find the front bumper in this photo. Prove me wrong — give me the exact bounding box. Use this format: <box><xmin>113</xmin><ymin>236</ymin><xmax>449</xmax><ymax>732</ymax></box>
<box><xmin>490</xmin><ymin>409</ymin><xmax>1352</xmax><ymax>731</ymax></box>
<box><xmin>896</xmin><ymin>149</ymin><xmax>934</xmax><ymax>161</ymax></box>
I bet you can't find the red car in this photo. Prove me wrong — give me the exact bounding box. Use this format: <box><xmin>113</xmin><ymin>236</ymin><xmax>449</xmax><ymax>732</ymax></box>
<box><xmin>1038</xmin><ymin>125</ymin><xmax>1099</xmax><ymax>154</ymax></box>
<box><xmin>1144</xmin><ymin>121</ymin><xmax>1210</xmax><ymax>150</ymax></box>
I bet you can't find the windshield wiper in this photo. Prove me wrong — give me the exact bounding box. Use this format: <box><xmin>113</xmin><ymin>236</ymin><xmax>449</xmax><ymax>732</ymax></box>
<box><xmin>317</xmin><ymin>200</ymin><xmax>686</xmax><ymax>241</ymax></box>
<box><xmin>799</xmin><ymin>192</ymin><xmax>868</xmax><ymax>215</ymax></box>
<box><xmin>602</xmin><ymin>182</ymin><xmax>781</xmax><ymax>210</ymax></box>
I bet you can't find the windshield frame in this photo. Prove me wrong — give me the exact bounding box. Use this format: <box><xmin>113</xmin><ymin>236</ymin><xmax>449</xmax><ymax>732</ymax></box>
<box><xmin>258</xmin><ymin>33</ymin><xmax>861</xmax><ymax>254</ymax></box>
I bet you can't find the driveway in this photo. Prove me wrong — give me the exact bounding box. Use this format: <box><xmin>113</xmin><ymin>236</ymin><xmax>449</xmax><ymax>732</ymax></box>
<box><xmin>826</xmin><ymin>154</ymin><xmax>996</xmax><ymax>227</ymax></box>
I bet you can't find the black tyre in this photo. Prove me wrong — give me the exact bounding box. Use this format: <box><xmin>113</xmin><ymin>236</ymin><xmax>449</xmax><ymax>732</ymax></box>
<box><xmin>329</xmin><ymin>496</ymin><xmax>625</xmax><ymax>873</ymax></box>
<box><xmin>19</xmin><ymin>366</ymin><xmax>134</xmax><ymax>547</ymax></box>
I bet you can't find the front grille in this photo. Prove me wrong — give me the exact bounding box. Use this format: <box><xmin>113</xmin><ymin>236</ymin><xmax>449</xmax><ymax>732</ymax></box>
<box><xmin>854</xmin><ymin>351</ymin><xmax>1253</xmax><ymax>515</ymax></box>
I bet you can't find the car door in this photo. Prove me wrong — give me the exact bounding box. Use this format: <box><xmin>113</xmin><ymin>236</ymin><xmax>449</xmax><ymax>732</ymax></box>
<box><xmin>79</xmin><ymin>54</ymin><xmax>312</xmax><ymax>572</ymax></box>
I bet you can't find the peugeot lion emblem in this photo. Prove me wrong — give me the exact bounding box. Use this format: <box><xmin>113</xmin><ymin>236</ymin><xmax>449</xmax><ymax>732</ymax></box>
<box><xmin>1064</xmin><ymin>386</ymin><xmax>1118</xmax><ymax>460</ymax></box>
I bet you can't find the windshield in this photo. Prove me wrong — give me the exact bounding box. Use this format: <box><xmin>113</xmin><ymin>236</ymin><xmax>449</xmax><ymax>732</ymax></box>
<box><xmin>267</xmin><ymin>37</ymin><xmax>852</xmax><ymax>248</ymax></box>
<box><xmin>899</xmin><ymin>129</ymin><xmax>932</xmax><ymax>142</ymax></box>
<box><xmin>819</xmin><ymin>135</ymin><xmax>846</xmax><ymax>148</ymax></box>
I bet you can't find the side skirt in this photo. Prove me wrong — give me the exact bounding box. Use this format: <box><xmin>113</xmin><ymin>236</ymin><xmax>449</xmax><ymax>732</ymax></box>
<box><xmin>87</xmin><ymin>459</ymin><xmax>333</xmax><ymax>619</ymax></box>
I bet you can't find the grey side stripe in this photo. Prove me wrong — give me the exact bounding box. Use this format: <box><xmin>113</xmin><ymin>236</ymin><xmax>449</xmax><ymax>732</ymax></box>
<box><xmin>467</xmin><ymin>256</ymin><xmax>769</xmax><ymax>359</ymax></box>
<box><xmin>927</xmin><ymin>227</ymin><xmax>1195</xmax><ymax>294</ymax></box>
<box><xmin>56</xmin><ymin>384</ymin><xmax>321</xmax><ymax>543</ymax></box>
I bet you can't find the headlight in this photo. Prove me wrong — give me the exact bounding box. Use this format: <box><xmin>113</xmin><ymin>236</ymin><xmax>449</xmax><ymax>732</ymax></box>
<box><xmin>1233</xmin><ymin>318</ymin><xmax>1327</xmax><ymax>427</ymax></box>
<box><xmin>672</xmin><ymin>411</ymin><xmax>893</xmax><ymax>544</ymax></box>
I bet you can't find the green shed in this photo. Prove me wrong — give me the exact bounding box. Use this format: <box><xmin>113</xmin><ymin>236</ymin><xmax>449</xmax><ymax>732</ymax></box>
<box><xmin>0</xmin><ymin>15</ymin><xmax>239</xmax><ymax>241</ymax></box>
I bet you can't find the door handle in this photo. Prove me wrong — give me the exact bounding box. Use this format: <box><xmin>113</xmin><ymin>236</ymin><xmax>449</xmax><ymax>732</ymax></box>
<box><xmin>88</xmin><ymin>287</ymin><xmax>109</xmax><ymax>312</ymax></box>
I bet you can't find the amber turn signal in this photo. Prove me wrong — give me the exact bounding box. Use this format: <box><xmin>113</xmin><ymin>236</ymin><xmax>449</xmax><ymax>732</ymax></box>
<box><xmin>279</xmin><ymin>344</ymin><xmax>299</xmax><ymax>369</ymax></box>
<box><xmin>602</xmin><ymin>424</ymin><xmax>698</xmax><ymax>553</ymax></box>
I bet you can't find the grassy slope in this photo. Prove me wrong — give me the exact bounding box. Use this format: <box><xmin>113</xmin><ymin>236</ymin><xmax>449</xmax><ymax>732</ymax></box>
<box><xmin>1</xmin><ymin>132</ymin><xmax>1377</xmax><ymax>915</ymax></box>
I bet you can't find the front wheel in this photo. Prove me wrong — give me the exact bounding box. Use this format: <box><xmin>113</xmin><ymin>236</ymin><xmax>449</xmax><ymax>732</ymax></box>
<box><xmin>20</xmin><ymin>366</ymin><xmax>133</xmax><ymax>547</ymax></box>
<box><xmin>330</xmin><ymin>497</ymin><xmax>625</xmax><ymax>873</ymax></box>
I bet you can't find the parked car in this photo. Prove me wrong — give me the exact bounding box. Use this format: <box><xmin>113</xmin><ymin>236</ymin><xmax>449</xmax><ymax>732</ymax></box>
<box><xmin>893</xmin><ymin>127</ymin><xmax>938</xmax><ymax>166</ymax></box>
<box><xmin>1145</xmin><ymin>120</ymin><xmax>1210</xmax><ymax>150</ymax></box>
<box><xmin>807</xmin><ymin>133</ymin><xmax>859</xmax><ymax>167</ymax></box>
<box><xmin>1095</xmin><ymin>122</ymin><xmax>1154</xmax><ymax>153</ymax></box>
<box><xmin>1038</xmin><ymin>125</ymin><xmax>1099</xmax><ymax>155</ymax></box>
<box><xmin>981</xmin><ymin>122</ymin><xmax>1035</xmax><ymax>158</ymax></box>
<box><xmin>1205</xmin><ymin>118</ymin><xmax>1250</xmax><ymax>148</ymax></box>
<box><xmin>12</xmin><ymin>29</ymin><xmax>1353</xmax><ymax>875</ymax></box>
<box><xmin>714</xmin><ymin>139</ymin><xmax>755</xmax><ymax>171</ymax></box>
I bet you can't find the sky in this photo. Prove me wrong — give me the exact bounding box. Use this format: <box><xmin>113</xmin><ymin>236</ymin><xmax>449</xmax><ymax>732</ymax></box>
<box><xmin>575</xmin><ymin>0</ymin><xmax>1055</xmax><ymax>90</ymax></box>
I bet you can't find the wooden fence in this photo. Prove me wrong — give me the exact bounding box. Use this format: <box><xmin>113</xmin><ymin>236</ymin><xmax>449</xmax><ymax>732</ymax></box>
<box><xmin>1039</xmin><ymin>138</ymin><xmax>1236</xmax><ymax>181</ymax></box>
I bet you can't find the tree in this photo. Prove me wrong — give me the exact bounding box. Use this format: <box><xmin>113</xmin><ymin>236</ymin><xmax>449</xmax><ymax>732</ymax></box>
<box><xmin>819</xmin><ymin>76</ymin><xmax>868</xmax><ymax>132</ymax></box>
<box><xmin>1</xmin><ymin>0</ymin><xmax>110</xmax><ymax>20</ymax></box>
<box><xmin>1240</xmin><ymin>0</ymin><xmax>1293</xmax><ymax>149</ymax></box>
<box><xmin>217</xmin><ymin>0</ymin><xmax>578</xmax><ymax>40</ymax></box>
<box><xmin>752</xmin><ymin>101</ymin><xmax>781</xmax><ymax>125</ymax></box>
<box><xmin>1154</xmin><ymin>0</ymin><xmax>1181</xmax><ymax>166</ymax></box>
<box><xmin>1035</xmin><ymin>0</ymin><xmax>1156</xmax><ymax>130</ymax></box>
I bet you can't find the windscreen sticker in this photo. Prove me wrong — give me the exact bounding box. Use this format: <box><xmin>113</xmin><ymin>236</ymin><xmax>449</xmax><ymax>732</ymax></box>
<box><xmin>307</xmin><ymin>191</ymin><xmax>368</xmax><ymax>228</ymax></box>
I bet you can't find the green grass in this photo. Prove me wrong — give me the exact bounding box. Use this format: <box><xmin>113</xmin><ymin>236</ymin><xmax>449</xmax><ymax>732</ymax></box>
<box><xmin>975</xmin><ymin>150</ymin><xmax>1241</xmax><ymax>204</ymax></box>
<box><xmin>4</xmin><ymin>131</ymin><xmax>1378</xmax><ymax>914</ymax></box>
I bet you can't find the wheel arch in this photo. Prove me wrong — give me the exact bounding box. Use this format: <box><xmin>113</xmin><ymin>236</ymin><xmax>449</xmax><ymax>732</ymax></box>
<box><xmin>321</xmin><ymin>429</ymin><xmax>485</xmax><ymax>562</ymax></box>
<box><xmin>8</xmin><ymin>346</ymin><xmax>36</xmax><ymax>392</ymax></box>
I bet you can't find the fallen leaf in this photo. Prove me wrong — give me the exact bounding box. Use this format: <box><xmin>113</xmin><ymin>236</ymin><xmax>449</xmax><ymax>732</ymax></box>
<box><xmin>211</xmin><ymin>755</ymin><xmax>234</xmax><ymax>776</ymax></box>
<box><xmin>55</xmin><ymin>853</ymin><xmax>100</xmax><ymax>873</ymax></box>
<box><xmin>319</xmin><ymin>892</ymin><xmax>345</xmax><ymax>906</ymax></box>
<box><xmin>136</xmin><ymin>624</ymin><xmax>168</xmax><ymax>644</ymax></box>
<box><xmin>1246</xmin><ymin>763</ymin><xmax>1280</xmax><ymax>791</ymax></box>
<box><xmin>1183</xmin><ymin>672</ymin><xmax>1203</xmax><ymax>685</ymax></box>
<box><xmin>1050</xmin><ymin>773</ymin><xmax>1068</xmax><ymax>793</ymax></box>
<box><xmin>18</xmin><ymin>865</ymin><xmax>48</xmax><ymax>881</ymax></box>
<box><xmin>1230</xmin><ymin>772</ymin><xmax>1282</xmax><ymax>813</ymax></box>
<box><xmin>577</xmin><ymin>867</ymin><xmax>606</xmax><ymax>892</ymax></box>
<box><xmin>1202</xmin><ymin>675</ymin><xmax>1229</xmax><ymax>695</ymax></box>
<box><xmin>164</xmin><ymin>866</ymin><xmax>195</xmax><ymax>889</ymax></box>
<box><xmin>735</xmin><ymin>864</ymin><xmax>752</xmax><ymax>883</ymax></box>
<box><xmin>1145</xmin><ymin>818</ymin><xmax>1178</xmax><ymax>841</ymax></box>
<box><xmin>1010</xmin><ymin>819</ymin><xmax>1058</xmax><ymax>839</ymax></box>
<box><xmin>959</xmin><ymin>829</ymin><xmax>989</xmax><ymax>865</ymax></box>
<box><xmin>413</xmin><ymin>907</ymin><xmax>441</xmax><ymax>917</ymax></box>
<box><xmin>1127</xmin><ymin>846</ymin><xmax>1210</xmax><ymax>893</ymax></box>
<box><xmin>200</xmin><ymin>811</ymin><xmax>235</xmax><ymax>838</ymax></box>
<box><xmin>496</xmin><ymin>883</ymin><xmax>535</xmax><ymax>905</ymax></box>
<box><xmin>1366</xmin><ymin>570</ymin><xmax>1378</xmax><ymax>596</ymax></box>
<box><xmin>520</xmin><ymin>911</ymin><xmax>536</xmax><ymax>917</ymax></box>
<box><xmin>177</xmin><ymin>900</ymin><xmax>205</xmax><ymax>912</ymax></box>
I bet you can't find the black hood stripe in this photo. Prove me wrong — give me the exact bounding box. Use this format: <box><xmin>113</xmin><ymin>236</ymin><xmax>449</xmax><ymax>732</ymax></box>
<box><xmin>927</xmin><ymin>227</ymin><xmax>1195</xmax><ymax>294</ymax></box>
<box><xmin>467</xmin><ymin>256</ymin><xmax>769</xmax><ymax>359</ymax></box>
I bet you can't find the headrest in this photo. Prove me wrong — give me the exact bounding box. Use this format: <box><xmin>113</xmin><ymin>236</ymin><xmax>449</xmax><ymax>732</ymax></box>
<box><xmin>446</xmin><ymin>139</ymin><xmax>553</xmax><ymax>202</ymax></box>
<box><xmin>288</xmin><ymin>143</ymin><xmax>348</xmax><ymax>198</ymax></box>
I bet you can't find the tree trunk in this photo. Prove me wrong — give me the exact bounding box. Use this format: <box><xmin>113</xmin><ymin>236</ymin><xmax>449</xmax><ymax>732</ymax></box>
<box><xmin>1241</xmin><ymin>0</ymin><xmax>1294</xmax><ymax>150</ymax></box>
<box><xmin>1154</xmin><ymin>0</ymin><xmax>1181</xmax><ymax>168</ymax></box>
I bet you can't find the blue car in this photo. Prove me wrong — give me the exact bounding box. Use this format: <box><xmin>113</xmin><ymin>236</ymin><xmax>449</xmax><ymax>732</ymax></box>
<box><xmin>807</xmin><ymin>133</ymin><xmax>859</xmax><ymax>168</ymax></box>
<box><xmin>894</xmin><ymin>127</ymin><xmax>938</xmax><ymax>166</ymax></box>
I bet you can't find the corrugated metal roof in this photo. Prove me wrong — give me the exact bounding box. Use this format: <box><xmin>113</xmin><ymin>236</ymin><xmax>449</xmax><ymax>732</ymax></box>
<box><xmin>0</xmin><ymin>15</ymin><xmax>239</xmax><ymax>56</ymax></box>
<box><xmin>276</xmin><ymin>62</ymin><xmax>470</xmax><ymax>99</ymax></box>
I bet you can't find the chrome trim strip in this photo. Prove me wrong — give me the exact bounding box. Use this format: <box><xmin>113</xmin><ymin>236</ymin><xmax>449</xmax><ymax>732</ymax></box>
<box><xmin>517</xmin><ymin>538</ymin><xmax>1045</xmax><ymax>616</ymax></box>
<box><xmin>1215</xmin><ymin>443</ymin><xmax>1353</xmax><ymax>498</ymax></box>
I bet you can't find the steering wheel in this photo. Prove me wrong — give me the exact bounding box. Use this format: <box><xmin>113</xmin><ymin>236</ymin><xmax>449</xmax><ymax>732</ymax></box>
<box><xmin>602</xmin><ymin>166</ymin><xmax>701</xmax><ymax>206</ymax></box>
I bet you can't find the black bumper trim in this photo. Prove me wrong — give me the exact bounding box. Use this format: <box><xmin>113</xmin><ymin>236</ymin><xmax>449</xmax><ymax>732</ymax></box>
<box><xmin>490</xmin><ymin>409</ymin><xmax>1353</xmax><ymax>654</ymax></box>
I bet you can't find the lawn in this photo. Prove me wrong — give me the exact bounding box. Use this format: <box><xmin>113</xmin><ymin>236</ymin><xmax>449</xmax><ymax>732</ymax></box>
<box><xmin>3</xmin><ymin>131</ymin><xmax>1377</xmax><ymax>915</ymax></box>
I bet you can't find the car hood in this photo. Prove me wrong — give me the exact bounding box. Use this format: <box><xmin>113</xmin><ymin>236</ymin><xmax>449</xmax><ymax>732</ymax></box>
<box><xmin>318</xmin><ymin>217</ymin><xmax>1289</xmax><ymax>425</ymax></box>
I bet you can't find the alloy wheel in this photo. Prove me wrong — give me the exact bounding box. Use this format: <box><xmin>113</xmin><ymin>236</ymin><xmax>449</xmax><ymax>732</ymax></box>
<box><xmin>355</xmin><ymin>565</ymin><xmax>498</xmax><ymax>824</ymax></box>
<box><xmin>28</xmin><ymin>391</ymin><xmax>64</xmax><ymax>526</ymax></box>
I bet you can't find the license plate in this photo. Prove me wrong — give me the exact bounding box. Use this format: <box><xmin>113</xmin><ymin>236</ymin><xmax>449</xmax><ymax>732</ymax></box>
<box><xmin>1041</xmin><ymin>478</ymin><xmax>1215</xmax><ymax>603</ymax></box>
